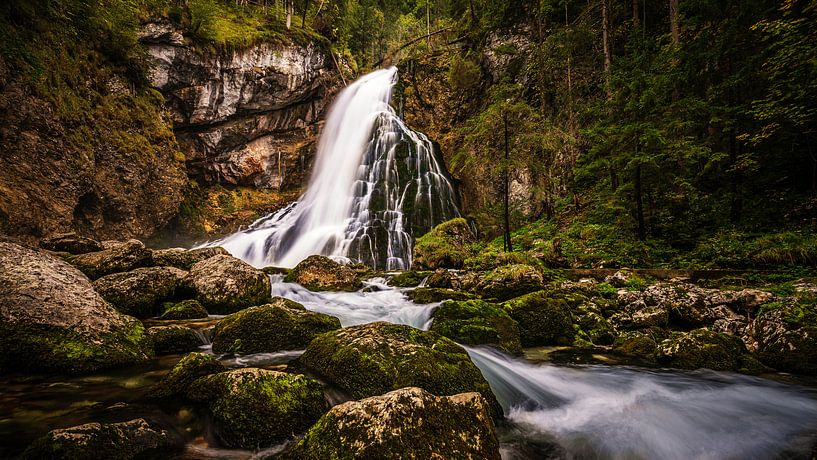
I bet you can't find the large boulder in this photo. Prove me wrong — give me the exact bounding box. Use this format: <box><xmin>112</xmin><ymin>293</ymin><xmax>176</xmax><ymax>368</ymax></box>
<box><xmin>66</xmin><ymin>240</ymin><xmax>152</xmax><ymax>279</ymax></box>
<box><xmin>387</xmin><ymin>270</ymin><xmax>431</xmax><ymax>287</ymax></box>
<box><xmin>151</xmin><ymin>247</ymin><xmax>229</xmax><ymax>270</ymax></box>
<box><xmin>299</xmin><ymin>322</ymin><xmax>501</xmax><ymax>416</ymax></box>
<box><xmin>22</xmin><ymin>418</ymin><xmax>180</xmax><ymax>460</ymax></box>
<box><xmin>283</xmin><ymin>387</ymin><xmax>501</xmax><ymax>460</ymax></box>
<box><xmin>147</xmin><ymin>325</ymin><xmax>205</xmax><ymax>355</ymax></box>
<box><xmin>92</xmin><ymin>267</ymin><xmax>188</xmax><ymax>318</ymax></box>
<box><xmin>656</xmin><ymin>328</ymin><xmax>747</xmax><ymax>371</ymax></box>
<box><xmin>146</xmin><ymin>352</ymin><xmax>226</xmax><ymax>399</ymax></box>
<box><xmin>503</xmin><ymin>291</ymin><xmax>575</xmax><ymax>346</ymax></box>
<box><xmin>40</xmin><ymin>233</ymin><xmax>103</xmax><ymax>254</ymax></box>
<box><xmin>187</xmin><ymin>255</ymin><xmax>271</xmax><ymax>314</ymax></box>
<box><xmin>211</xmin><ymin>297</ymin><xmax>340</xmax><ymax>354</ymax></box>
<box><xmin>430</xmin><ymin>300</ymin><xmax>521</xmax><ymax>354</ymax></box>
<box><xmin>612</xmin><ymin>331</ymin><xmax>660</xmax><ymax>362</ymax></box>
<box><xmin>0</xmin><ymin>243</ymin><xmax>152</xmax><ymax>374</ymax></box>
<box><xmin>754</xmin><ymin>302</ymin><xmax>817</xmax><ymax>374</ymax></box>
<box><xmin>468</xmin><ymin>264</ymin><xmax>544</xmax><ymax>301</ymax></box>
<box><xmin>412</xmin><ymin>218</ymin><xmax>476</xmax><ymax>270</ymax></box>
<box><xmin>286</xmin><ymin>255</ymin><xmax>362</xmax><ymax>291</ymax></box>
<box><xmin>186</xmin><ymin>368</ymin><xmax>326</xmax><ymax>448</ymax></box>
<box><xmin>406</xmin><ymin>287</ymin><xmax>478</xmax><ymax>304</ymax></box>
<box><xmin>159</xmin><ymin>299</ymin><xmax>209</xmax><ymax>320</ymax></box>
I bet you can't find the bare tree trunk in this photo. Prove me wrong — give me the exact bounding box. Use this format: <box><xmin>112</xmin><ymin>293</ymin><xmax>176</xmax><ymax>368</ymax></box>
<box><xmin>286</xmin><ymin>0</ymin><xmax>293</xmax><ymax>29</ymax></box>
<box><xmin>602</xmin><ymin>0</ymin><xmax>612</xmax><ymax>98</ymax></box>
<box><xmin>426</xmin><ymin>2</ymin><xmax>431</xmax><ymax>47</ymax></box>
<box><xmin>302</xmin><ymin>0</ymin><xmax>309</xmax><ymax>27</ymax></box>
<box><xmin>669</xmin><ymin>0</ymin><xmax>680</xmax><ymax>45</ymax></box>
<box><xmin>633</xmin><ymin>0</ymin><xmax>640</xmax><ymax>27</ymax></box>
<box><xmin>503</xmin><ymin>112</ymin><xmax>512</xmax><ymax>252</ymax></box>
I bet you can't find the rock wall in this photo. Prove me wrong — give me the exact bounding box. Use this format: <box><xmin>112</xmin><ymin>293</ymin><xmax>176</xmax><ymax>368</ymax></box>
<box><xmin>141</xmin><ymin>20</ymin><xmax>335</xmax><ymax>191</ymax></box>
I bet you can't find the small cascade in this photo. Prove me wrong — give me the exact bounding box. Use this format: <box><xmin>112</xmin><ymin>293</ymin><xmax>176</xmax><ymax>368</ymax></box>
<box><xmin>205</xmin><ymin>67</ymin><xmax>459</xmax><ymax>269</ymax></box>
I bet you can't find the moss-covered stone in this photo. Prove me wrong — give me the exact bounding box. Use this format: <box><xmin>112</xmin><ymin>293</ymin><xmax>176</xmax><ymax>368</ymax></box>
<box><xmin>151</xmin><ymin>247</ymin><xmax>229</xmax><ymax>270</ymax></box>
<box><xmin>469</xmin><ymin>264</ymin><xmax>544</xmax><ymax>301</ymax></box>
<box><xmin>612</xmin><ymin>331</ymin><xmax>660</xmax><ymax>361</ymax></box>
<box><xmin>656</xmin><ymin>328</ymin><xmax>747</xmax><ymax>371</ymax></box>
<box><xmin>211</xmin><ymin>298</ymin><xmax>341</xmax><ymax>354</ymax></box>
<box><xmin>503</xmin><ymin>291</ymin><xmax>575</xmax><ymax>346</ymax></box>
<box><xmin>282</xmin><ymin>387</ymin><xmax>501</xmax><ymax>460</ymax></box>
<box><xmin>146</xmin><ymin>325</ymin><xmax>204</xmax><ymax>355</ymax></box>
<box><xmin>188</xmin><ymin>254</ymin><xmax>271</xmax><ymax>314</ymax></box>
<box><xmin>387</xmin><ymin>270</ymin><xmax>431</xmax><ymax>287</ymax></box>
<box><xmin>754</xmin><ymin>302</ymin><xmax>817</xmax><ymax>374</ymax></box>
<box><xmin>186</xmin><ymin>368</ymin><xmax>326</xmax><ymax>448</ymax></box>
<box><xmin>406</xmin><ymin>287</ymin><xmax>478</xmax><ymax>303</ymax></box>
<box><xmin>430</xmin><ymin>300</ymin><xmax>521</xmax><ymax>354</ymax></box>
<box><xmin>426</xmin><ymin>268</ymin><xmax>458</xmax><ymax>289</ymax></box>
<box><xmin>146</xmin><ymin>352</ymin><xmax>226</xmax><ymax>399</ymax></box>
<box><xmin>286</xmin><ymin>255</ymin><xmax>362</xmax><ymax>291</ymax></box>
<box><xmin>21</xmin><ymin>418</ymin><xmax>180</xmax><ymax>460</ymax></box>
<box><xmin>159</xmin><ymin>299</ymin><xmax>209</xmax><ymax>320</ymax></box>
<box><xmin>92</xmin><ymin>266</ymin><xmax>187</xmax><ymax>318</ymax></box>
<box><xmin>412</xmin><ymin>218</ymin><xmax>476</xmax><ymax>270</ymax></box>
<box><xmin>298</xmin><ymin>322</ymin><xmax>501</xmax><ymax>417</ymax></box>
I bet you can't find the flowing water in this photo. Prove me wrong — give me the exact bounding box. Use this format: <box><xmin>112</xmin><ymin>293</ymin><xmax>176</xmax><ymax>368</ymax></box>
<box><xmin>204</xmin><ymin>67</ymin><xmax>459</xmax><ymax>270</ymax></box>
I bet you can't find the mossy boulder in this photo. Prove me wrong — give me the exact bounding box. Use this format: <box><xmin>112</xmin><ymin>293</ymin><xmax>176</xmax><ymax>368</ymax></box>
<box><xmin>40</xmin><ymin>232</ymin><xmax>103</xmax><ymax>254</ymax></box>
<box><xmin>656</xmin><ymin>328</ymin><xmax>747</xmax><ymax>370</ymax></box>
<box><xmin>92</xmin><ymin>267</ymin><xmax>187</xmax><ymax>318</ymax></box>
<box><xmin>612</xmin><ymin>331</ymin><xmax>660</xmax><ymax>361</ymax></box>
<box><xmin>66</xmin><ymin>240</ymin><xmax>152</xmax><ymax>279</ymax></box>
<box><xmin>151</xmin><ymin>247</ymin><xmax>229</xmax><ymax>270</ymax></box>
<box><xmin>188</xmin><ymin>255</ymin><xmax>271</xmax><ymax>314</ymax></box>
<box><xmin>387</xmin><ymin>270</ymin><xmax>431</xmax><ymax>287</ymax></box>
<box><xmin>406</xmin><ymin>287</ymin><xmax>478</xmax><ymax>303</ymax></box>
<box><xmin>0</xmin><ymin>242</ymin><xmax>152</xmax><ymax>374</ymax></box>
<box><xmin>469</xmin><ymin>264</ymin><xmax>544</xmax><ymax>301</ymax></box>
<box><xmin>298</xmin><ymin>322</ymin><xmax>501</xmax><ymax>417</ymax></box>
<box><xmin>21</xmin><ymin>418</ymin><xmax>181</xmax><ymax>460</ymax></box>
<box><xmin>186</xmin><ymin>368</ymin><xmax>326</xmax><ymax>448</ymax></box>
<box><xmin>754</xmin><ymin>302</ymin><xmax>817</xmax><ymax>374</ymax></box>
<box><xmin>146</xmin><ymin>352</ymin><xmax>226</xmax><ymax>399</ymax></box>
<box><xmin>211</xmin><ymin>298</ymin><xmax>341</xmax><ymax>354</ymax></box>
<box><xmin>430</xmin><ymin>300</ymin><xmax>521</xmax><ymax>354</ymax></box>
<box><xmin>412</xmin><ymin>218</ymin><xmax>476</xmax><ymax>270</ymax></box>
<box><xmin>503</xmin><ymin>291</ymin><xmax>575</xmax><ymax>346</ymax></box>
<box><xmin>159</xmin><ymin>299</ymin><xmax>208</xmax><ymax>320</ymax></box>
<box><xmin>426</xmin><ymin>268</ymin><xmax>458</xmax><ymax>289</ymax></box>
<box><xmin>283</xmin><ymin>387</ymin><xmax>501</xmax><ymax>460</ymax></box>
<box><xmin>286</xmin><ymin>255</ymin><xmax>362</xmax><ymax>291</ymax></box>
<box><xmin>147</xmin><ymin>325</ymin><xmax>204</xmax><ymax>355</ymax></box>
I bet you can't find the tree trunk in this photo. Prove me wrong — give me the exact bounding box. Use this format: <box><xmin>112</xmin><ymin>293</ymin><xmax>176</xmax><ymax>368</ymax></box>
<box><xmin>286</xmin><ymin>0</ymin><xmax>293</xmax><ymax>29</ymax></box>
<box><xmin>468</xmin><ymin>0</ymin><xmax>477</xmax><ymax>24</ymax></box>
<box><xmin>503</xmin><ymin>112</ymin><xmax>512</xmax><ymax>252</ymax></box>
<box><xmin>601</xmin><ymin>0</ymin><xmax>612</xmax><ymax>98</ymax></box>
<box><xmin>635</xmin><ymin>163</ymin><xmax>646</xmax><ymax>241</ymax></box>
<box><xmin>302</xmin><ymin>0</ymin><xmax>309</xmax><ymax>27</ymax></box>
<box><xmin>426</xmin><ymin>2</ymin><xmax>431</xmax><ymax>47</ymax></box>
<box><xmin>669</xmin><ymin>0</ymin><xmax>680</xmax><ymax>45</ymax></box>
<box><xmin>633</xmin><ymin>0</ymin><xmax>640</xmax><ymax>27</ymax></box>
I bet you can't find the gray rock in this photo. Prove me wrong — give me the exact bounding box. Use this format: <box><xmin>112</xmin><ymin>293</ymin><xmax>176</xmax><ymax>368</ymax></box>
<box><xmin>188</xmin><ymin>255</ymin><xmax>271</xmax><ymax>314</ymax></box>
<box><xmin>67</xmin><ymin>239</ymin><xmax>152</xmax><ymax>279</ymax></box>
<box><xmin>93</xmin><ymin>266</ymin><xmax>188</xmax><ymax>318</ymax></box>
<box><xmin>151</xmin><ymin>246</ymin><xmax>229</xmax><ymax>270</ymax></box>
<box><xmin>40</xmin><ymin>232</ymin><xmax>103</xmax><ymax>254</ymax></box>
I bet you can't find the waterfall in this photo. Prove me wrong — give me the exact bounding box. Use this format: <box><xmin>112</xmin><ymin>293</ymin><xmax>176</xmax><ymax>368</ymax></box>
<box><xmin>205</xmin><ymin>67</ymin><xmax>459</xmax><ymax>269</ymax></box>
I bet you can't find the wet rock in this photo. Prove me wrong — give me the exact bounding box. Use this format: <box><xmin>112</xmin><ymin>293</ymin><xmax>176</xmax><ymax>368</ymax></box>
<box><xmin>188</xmin><ymin>255</ymin><xmax>271</xmax><ymax>314</ymax></box>
<box><xmin>468</xmin><ymin>264</ymin><xmax>544</xmax><ymax>301</ymax></box>
<box><xmin>612</xmin><ymin>331</ymin><xmax>661</xmax><ymax>362</ymax></box>
<box><xmin>503</xmin><ymin>291</ymin><xmax>574</xmax><ymax>346</ymax></box>
<box><xmin>147</xmin><ymin>352</ymin><xmax>226</xmax><ymax>399</ymax></box>
<box><xmin>151</xmin><ymin>247</ymin><xmax>229</xmax><ymax>270</ymax></box>
<box><xmin>93</xmin><ymin>267</ymin><xmax>187</xmax><ymax>318</ymax></box>
<box><xmin>754</xmin><ymin>302</ymin><xmax>817</xmax><ymax>374</ymax></box>
<box><xmin>406</xmin><ymin>287</ymin><xmax>478</xmax><ymax>303</ymax></box>
<box><xmin>40</xmin><ymin>232</ymin><xmax>103</xmax><ymax>254</ymax></box>
<box><xmin>430</xmin><ymin>299</ymin><xmax>521</xmax><ymax>354</ymax></box>
<box><xmin>0</xmin><ymin>242</ymin><xmax>152</xmax><ymax>374</ymax></box>
<box><xmin>67</xmin><ymin>240</ymin><xmax>152</xmax><ymax>279</ymax></box>
<box><xmin>387</xmin><ymin>270</ymin><xmax>431</xmax><ymax>287</ymax></box>
<box><xmin>186</xmin><ymin>368</ymin><xmax>326</xmax><ymax>448</ymax></box>
<box><xmin>299</xmin><ymin>322</ymin><xmax>501</xmax><ymax>417</ymax></box>
<box><xmin>611</xmin><ymin>303</ymin><xmax>670</xmax><ymax>330</ymax></box>
<box><xmin>573</xmin><ymin>303</ymin><xmax>616</xmax><ymax>346</ymax></box>
<box><xmin>604</xmin><ymin>270</ymin><xmax>632</xmax><ymax>288</ymax></box>
<box><xmin>211</xmin><ymin>297</ymin><xmax>340</xmax><ymax>354</ymax></box>
<box><xmin>22</xmin><ymin>418</ymin><xmax>180</xmax><ymax>460</ymax></box>
<box><xmin>412</xmin><ymin>218</ymin><xmax>476</xmax><ymax>270</ymax></box>
<box><xmin>159</xmin><ymin>299</ymin><xmax>209</xmax><ymax>320</ymax></box>
<box><xmin>426</xmin><ymin>268</ymin><xmax>460</xmax><ymax>289</ymax></box>
<box><xmin>656</xmin><ymin>328</ymin><xmax>747</xmax><ymax>371</ymax></box>
<box><xmin>283</xmin><ymin>387</ymin><xmax>501</xmax><ymax>460</ymax></box>
<box><xmin>286</xmin><ymin>255</ymin><xmax>362</xmax><ymax>291</ymax></box>
<box><xmin>147</xmin><ymin>325</ymin><xmax>204</xmax><ymax>355</ymax></box>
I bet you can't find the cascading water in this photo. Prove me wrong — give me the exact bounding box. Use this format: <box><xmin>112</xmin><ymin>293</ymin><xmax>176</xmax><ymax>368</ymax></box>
<box><xmin>206</xmin><ymin>67</ymin><xmax>459</xmax><ymax>270</ymax></box>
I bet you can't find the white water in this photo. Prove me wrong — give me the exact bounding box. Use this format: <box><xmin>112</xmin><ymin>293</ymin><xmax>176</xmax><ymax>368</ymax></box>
<box><xmin>204</xmin><ymin>67</ymin><xmax>459</xmax><ymax>270</ymax></box>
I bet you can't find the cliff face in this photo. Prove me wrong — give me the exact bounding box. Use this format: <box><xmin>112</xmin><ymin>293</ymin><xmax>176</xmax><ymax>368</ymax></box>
<box><xmin>141</xmin><ymin>20</ymin><xmax>334</xmax><ymax>192</ymax></box>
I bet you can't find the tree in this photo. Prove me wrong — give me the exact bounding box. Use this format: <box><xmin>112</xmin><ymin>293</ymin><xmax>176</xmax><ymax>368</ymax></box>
<box><xmin>669</xmin><ymin>0</ymin><xmax>679</xmax><ymax>45</ymax></box>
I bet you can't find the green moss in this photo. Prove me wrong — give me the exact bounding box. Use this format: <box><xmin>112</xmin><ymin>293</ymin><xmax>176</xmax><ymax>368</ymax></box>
<box><xmin>503</xmin><ymin>291</ymin><xmax>574</xmax><ymax>346</ymax></box>
<box><xmin>387</xmin><ymin>270</ymin><xmax>431</xmax><ymax>287</ymax></box>
<box><xmin>412</xmin><ymin>218</ymin><xmax>476</xmax><ymax>270</ymax></box>
<box><xmin>159</xmin><ymin>300</ymin><xmax>209</xmax><ymax>320</ymax></box>
<box><xmin>147</xmin><ymin>325</ymin><xmax>203</xmax><ymax>355</ymax></box>
<box><xmin>147</xmin><ymin>352</ymin><xmax>226</xmax><ymax>399</ymax></box>
<box><xmin>430</xmin><ymin>300</ymin><xmax>521</xmax><ymax>353</ymax></box>
<box><xmin>656</xmin><ymin>329</ymin><xmax>746</xmax><ymax>371</ymax></box>
<box><xmin>473</xmin><ymin>264</ymin><xmax>544</xmax><ymax>301</ymax></box>
<box><xmin>612</xmin><ymin>331</ymin><xmax>660</xmax><ymax>361</ymax></box>
<box><xmin>406</xmin><ymin>287</ymin><xmax>479</xmax><ymax>303</ymax></box>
